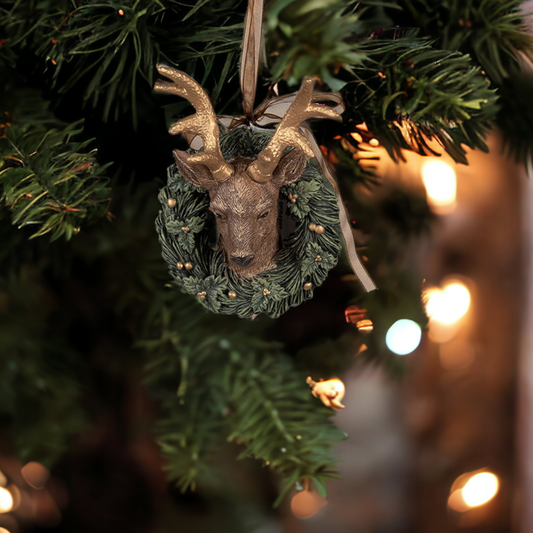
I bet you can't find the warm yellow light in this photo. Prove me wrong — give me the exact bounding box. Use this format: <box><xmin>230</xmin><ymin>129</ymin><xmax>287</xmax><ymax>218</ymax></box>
<box><xmin>462</xmin><ymin>473</ymin><xmax>499</xmax><ymax>507</ymax></box>
<box><xmin>0</xmin><ymin>528</ymin><xmax>11</xmax><ymax>533</ymax></box>
<box><xmin>424</xmin><ymin>280</ymin><xmax>470</xmax><ymax>325</ymax></box>
<box><xmin>421</xmin><ymin>159</ymin><xmax>457</xmax><ymax>213</ymax></box>
<box><xmin>0</xmin><ymin>471</ymin><xmax>6</xmax><ymax>487</ymax></box>
<box><xmin>0</xmin><ymin>487</ymin><xmax>13</xmax><ymax>513</ymax></box>
<box><xmin>291</xmin><ymin>490</ymin><xmax>327</xmax><ymax>519</ymax></box>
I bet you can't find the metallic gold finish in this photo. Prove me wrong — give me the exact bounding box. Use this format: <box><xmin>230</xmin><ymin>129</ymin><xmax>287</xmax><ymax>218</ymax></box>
<box><xmin>314</xmin><ymin>225</ymin><xmax>325</xmax><ymax>235</ymax></box>
<box><xmin>176</xmin><ymin>261</ymin><xmax>184</xmax><ymax>270</ymax></box>
<box><xmin>154</xmin><ymin>65</ymin><xmax>233</xmax><ymax>182</ymax></box>
<box><xmin>262</xmin><ymin>288</ymin><xmax>271</xmax><ymax>296</ymax></box>
<box><xmin>182</xmin><ymin>226</ymin><xmax>190</xmax><ymax>233</ymax></box>
<box><xmin>167</xmin><ymin>197</ymin><xmax>177</xmax><ymax>208</ymax></box>
<box><xmin>315</xmin><ymin>256</ymin><xmax>322</xmax><ymax>262</ymax></box>
<box><xmin>198</xmin><ymin>291</ymin><xmax>207</xmax><ymax>300</ymax></box>
<box><xmin>228</xmin><ymin>291</ymin><xmax>237</xmax><ymax>299</ymax></box>
<box><xmin>308</xmin><ymin>223</ymin><xmax>317</xmax><ymax>232</ymax></box>
<box><xmin>185</xmin><ymin>262</ymin><xmax>193</xmax><ymax>270</ymax></box>
<box><xmin>303</xmin><ymin>282</ymin><xmax>312</xmax><ymax>290</ymax></box>
<box><xmin>247</xmin><ymin>78</ymin><xmax>343</xmax><ymax>183</ymax></box>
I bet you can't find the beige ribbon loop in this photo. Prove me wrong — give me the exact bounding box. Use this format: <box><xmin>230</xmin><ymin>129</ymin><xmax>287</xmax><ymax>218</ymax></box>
<box><xmin>240</xmin><ymin>0</ymin><xmax>264</xmax><ymax>117</ymax></box>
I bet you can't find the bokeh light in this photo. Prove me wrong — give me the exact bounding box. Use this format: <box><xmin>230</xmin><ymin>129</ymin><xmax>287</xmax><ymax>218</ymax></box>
<box><xmin>291</xmin><ymin>490</ymin><xmax>327</xmax><ymax>519</ymax></box>
<box><xmin>21</xmin><ymin>462</ymin><xmax>50</xmax><ymax>490</ymax></box>
<box><xmin>425</xmin><ymin>280</ymin><xmax>471</xmax><ymax>325</ymax></box>
<box><xmin>0</xmin><ymin>487</ymin><xmax>13</xmax><ymax>513</ymax></box>
<box><xmin>462</xmin><ymin>472</ymin><xmax>499</xmax><ymax>507</ymax></box>
<box><xmin>0</xmin><ymin>471</ymin><xmax>6</xmax><ymax>487</ymax></box>
<box><xmin>0</xmin><ymin>527</ymin><xmax>10</xmax><ymax>533</ymax></box>
<box><xmin>421</xmin><ymin>159</ymin><xmax>457</xmax><ymax>213</ymax></box>
<box><xmin>386</xmin><ymin>319</ymin><xmax>422</xmax><ymax>355</ymax></box>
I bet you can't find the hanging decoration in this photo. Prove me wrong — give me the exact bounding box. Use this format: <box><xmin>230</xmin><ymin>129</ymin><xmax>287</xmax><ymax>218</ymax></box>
<box><xmin>154</xmin><ymin>0</ymin><xmax>376</xmax><ymax>319</ymax></box>
<box><xmin>306</xmin><ymin>376</ymin><xmax>346</xmax><ymax>410</ymax></box>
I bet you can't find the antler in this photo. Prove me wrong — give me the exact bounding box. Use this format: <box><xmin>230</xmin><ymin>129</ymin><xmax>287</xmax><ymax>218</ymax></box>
<box><xmin>154</xmin><ymin>64</ymin><xmax>233</xmax><ymax>182</ymax></box>
<box><xmin>247</xmin><ymin>78</ymin><xmax>344</xmax><ymax>183</ymax></box>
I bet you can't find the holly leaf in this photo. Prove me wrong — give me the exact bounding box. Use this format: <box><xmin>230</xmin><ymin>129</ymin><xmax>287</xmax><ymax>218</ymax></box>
<box><xmin>182</xmin><ymin>275</ymin><xmax>228</xmax><ymax>312</ymax></box>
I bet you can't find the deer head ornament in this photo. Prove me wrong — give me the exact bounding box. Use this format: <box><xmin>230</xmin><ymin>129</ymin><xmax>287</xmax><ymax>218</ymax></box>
<box><xmin>154</xmin><ymin>65</ymin><xmax>343</xmax><ymax>277</ymax></box>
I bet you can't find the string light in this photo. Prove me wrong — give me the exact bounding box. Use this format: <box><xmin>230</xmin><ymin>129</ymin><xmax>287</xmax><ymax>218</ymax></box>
<box><xmin>462</xmin><ymin>473</ymin><xmax>499</xmax><ymax>507</ymax></box>
<box><xmin>0</xmin><ymin>487</ymin><xmax>13</xmax><ymax>513</ymax></box>
<box><xmin>386</xmin><ymin>319</ymin><xmax>422</xmax><ymax>355</ymax></box>
<box><xmin>421</xmin><ymin>159</ymin><xmax>457</xmax><ymax>214</ymax></box>
<box><xmin>424</xmin><ymin>279</ymin><xmax>471</xmax><ymax>325</ymax></box>
<box><xmin>291</xmin><ymin>488</ymin><xmax>327</xmax><ymax>519</ymax></box>
<box><xmin>448</xmin><ymin>471</ymin><xmax>499</xmax><ymax>512</ymax></box>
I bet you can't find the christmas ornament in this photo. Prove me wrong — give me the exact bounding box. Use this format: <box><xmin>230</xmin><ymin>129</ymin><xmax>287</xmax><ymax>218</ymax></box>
<box><xmin>154</xmin><ymin>0</ymin><xmax>375</xmax><ymax>318</ymax></box>
<box><xmin>306</xmin><ymin>376</ymin><xmax>346</xmax><ymax>410</ymax></box>
<box><xmin>291</xmin><ymin>484</ymin><xmax>327</xmax><ymax>519</ymax></box>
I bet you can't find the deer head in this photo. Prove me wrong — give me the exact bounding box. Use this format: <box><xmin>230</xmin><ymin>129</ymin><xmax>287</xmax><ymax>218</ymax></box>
<box><xmin>154</xmin><ymin>65</ymin><xmax>342</xmax><ymax>277</ymax></box>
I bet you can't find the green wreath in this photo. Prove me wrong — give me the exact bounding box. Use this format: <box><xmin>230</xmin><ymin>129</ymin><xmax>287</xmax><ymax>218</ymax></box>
<box><xmin>156</xmin><ymin>127</ymin><xmax>342</xmax><ymax>319</ymax></box>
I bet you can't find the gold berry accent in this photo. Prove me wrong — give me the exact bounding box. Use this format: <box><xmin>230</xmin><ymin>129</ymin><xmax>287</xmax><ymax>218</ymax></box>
<box><xmin>167</xmin><ymin>198</ymin><xmax>177</xmax><ymax>208</ymax></box>
<box><xmin>185</xmin><ymin>262</ymin><xmax>193</xmax><ymax>270</ymax></box>
<box><xmin>263</xmin><ymin>288</ymin><xmax>271</xmax><ymax>296</ymax></box>
<box><xmin>315</xmin><ymin>256</ymin><xmax>322</xmax><ymax>262</ymax></box>
<box><xmin>182</xmin><ymin>226</ymin><xmax>190</xmax><ymax>234</ymax></box>
<box><xmin>198</xmin><ymin>291</ymin><xmax>207</xmax><ymax>300</ymax></box>
<box><xmin>315</xmin><ymin>225</ymin><xmax>325</xmax><ymax>235</ymax></box>
<box><xmin>308</xmin><ymin>223</ymin><xmax>317</xmax><ymax>232</ymax></box>
<box><xmin>303</xmin><ymin>282</ymin><xmax>312</xmax><ymax>290</ymax></box>
<box><xmin>176</xmin><ymin>261</ymin><xmax>184</xmax><ymax>270</ymax></box>
<box><xmin>228</xmin><ymin>291</ymin><xmax>237</xmax><ymax>299</ymax></box>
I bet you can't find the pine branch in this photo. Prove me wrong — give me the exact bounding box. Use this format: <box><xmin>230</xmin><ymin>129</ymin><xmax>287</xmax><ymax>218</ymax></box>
<box><xmin>142</xmin><ymin>289</ymin><xmax>344</xmax><ymax>504</ymax></box>
<box><xmin>265</xmin><ymin>0</ymin><xmax>368</xmax><ymax>91</ymax></box>
<box><xmin>397</xmin><ymin>0</ymin><xmax>533</xmax><ymax>84</ymax></box>
<box><xmin>344</xmin><ymin>36</ymin><xmax>498</xmax><ymax>163</ymax></box>
<box><xmin>0</xmin><ymin>93</ymin><xmax>111</xmax><ymax>241</ymax></box>
<box><xmin>224</xmin><ymin>344</ymin><xmax>345</xmax><ymax>506</ymax></box>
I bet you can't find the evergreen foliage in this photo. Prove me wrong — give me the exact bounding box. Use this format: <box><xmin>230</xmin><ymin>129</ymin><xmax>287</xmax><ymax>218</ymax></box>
<box><xmin>1</xmin><ymin>0</ymin><xmax>532</xmax><ymax>509</ymax></box>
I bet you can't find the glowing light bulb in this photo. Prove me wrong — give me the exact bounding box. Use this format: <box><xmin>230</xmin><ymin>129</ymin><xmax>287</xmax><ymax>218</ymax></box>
<box><xmin>421</xmin><ymin>159</ymin><xmax>457</xmax><ymax>213</ymax></box>
<box><xmin>0</xmin><ymin>487</ymin><xmax>13</xmax><ymax>513</ymax></box>
<box><xmin>0</xmin><ymin>528</ymin><xmax>11</xmax><ymax>533</ymax></box>
<box><xmin>424</xmin><ymin>280</ymin><xmax>471</xmax><ymax>325</ymax></box>
<box><xmin>462</xmin><ymin>472</ymin><xmax>499</xmax><ymax>507</ymax></box>
<box><xmin>386</xmin><ymin>319</ymin><xmax>422</xmax><ymax>355</ymax></box>
<box><xmin>291</xmin><ymin>490</ymin><xmax>327</xmax><ymax>519</ymax></box>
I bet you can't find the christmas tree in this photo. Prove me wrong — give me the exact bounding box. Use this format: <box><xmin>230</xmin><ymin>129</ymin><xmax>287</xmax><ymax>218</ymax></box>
<box><xmin>1</xmin><ymin>0</ymin><xmax>532</xmax><ymax>531</ymax></box>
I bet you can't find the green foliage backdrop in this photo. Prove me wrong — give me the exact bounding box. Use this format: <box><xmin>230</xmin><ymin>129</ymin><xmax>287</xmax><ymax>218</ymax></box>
<box><xmin>1</xmin><ymin>0</ymin><xmax>532</xmax><ymax>508</ymax></box>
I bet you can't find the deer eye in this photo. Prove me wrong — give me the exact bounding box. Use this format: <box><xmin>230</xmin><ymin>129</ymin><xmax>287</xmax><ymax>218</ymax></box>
<box><xmin>258</xmin><ymin>211</ymin><xmax>269</xmax><ymax>219</ymax></box>
<box><xmin>212</xmin><ymin>210</ymin><xmax>226</xmax><ymax>220</ymax></box>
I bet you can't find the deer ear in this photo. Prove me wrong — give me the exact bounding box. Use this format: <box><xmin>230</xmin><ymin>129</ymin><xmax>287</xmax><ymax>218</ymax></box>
<box><xmin>173</xmin><ymin>150</ymin><xmax>216</xmax><ymax>190</ymax></box>
<box><xmin>272</xmin><ymin>149</ymin><xmax>308</xmax><ymax>187</ymax></box>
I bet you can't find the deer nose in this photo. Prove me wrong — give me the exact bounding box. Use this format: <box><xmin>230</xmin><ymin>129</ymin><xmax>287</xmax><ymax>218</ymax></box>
<box><xmin>231</xmin><ymin>255</ymin><xmax>254</xmax><ymax>267</ymax></box>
